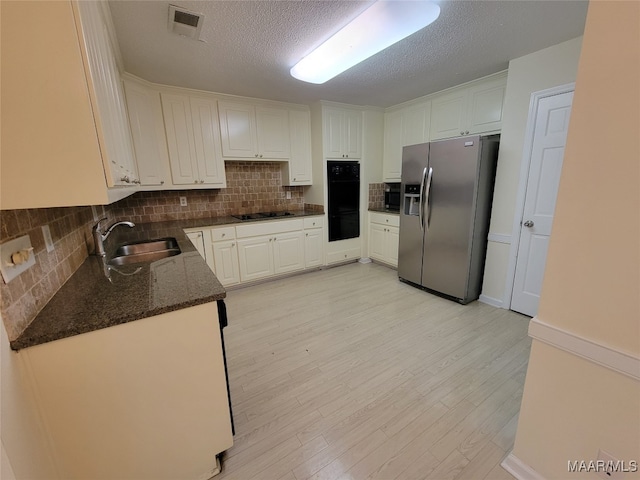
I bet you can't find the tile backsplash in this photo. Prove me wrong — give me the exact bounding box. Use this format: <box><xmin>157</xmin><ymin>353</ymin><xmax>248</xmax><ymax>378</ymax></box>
<box><xmin>0</xmin><ymin>161</ymin><xmax>313</xmax><ymax>340</ymax></box>
<box><xmin>0</xmin><ymin>207</ymin><xmax>97</xmax><ymax>340</ymax></box>
<box><xmin>369</xmin><ymin>183</ymin><xmax>385</xmax><ymax>210</ymax></box>
<box><xmin>109</xmin><ymin>162</ymin><xmax>304</xmax><ymax>223</ymax></box>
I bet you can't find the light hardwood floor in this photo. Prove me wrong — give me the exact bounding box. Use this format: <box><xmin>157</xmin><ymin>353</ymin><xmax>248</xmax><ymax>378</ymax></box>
<box><xmin>220</xmin><ymin>262</ymin><xmax>529</xmax><ymax>480</ymax></box>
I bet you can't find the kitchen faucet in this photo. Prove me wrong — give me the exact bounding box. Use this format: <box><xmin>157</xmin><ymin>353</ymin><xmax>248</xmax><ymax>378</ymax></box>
<box><xmin>92</xmin><ymin>218</ymin><xmax>135</xmax><ymax>256</ymax></box>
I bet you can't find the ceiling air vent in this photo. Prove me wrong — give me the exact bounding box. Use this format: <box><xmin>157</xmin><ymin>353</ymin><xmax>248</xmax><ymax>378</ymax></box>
<box><xmin>168</xmin><ymin>5</ymin><xmax>205</xmax><ymax>41</ymax></box>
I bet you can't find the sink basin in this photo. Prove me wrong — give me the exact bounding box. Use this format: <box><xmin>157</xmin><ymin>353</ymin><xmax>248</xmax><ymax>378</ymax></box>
<box><xmin>108</xmin><ymin>238</ymin><xmax>181</xmax><ymax>266</ymax></box>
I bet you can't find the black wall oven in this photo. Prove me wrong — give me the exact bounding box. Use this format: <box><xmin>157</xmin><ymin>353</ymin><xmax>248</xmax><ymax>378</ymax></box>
<box><xmin>327</xmin><ymin>161</ymin><xmax>360</xmax><ymax>242</ymax></box>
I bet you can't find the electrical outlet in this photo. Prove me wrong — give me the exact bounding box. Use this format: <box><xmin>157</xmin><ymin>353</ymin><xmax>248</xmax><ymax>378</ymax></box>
<box><xmin>286</xmin><ymin>191</ymin><xmax>292</xmax><ymax>200</ymax></box>
<box><xmin>180</xmin><ymin>196</ymin><xmax>188</xmax><ymax>207</ymax></box>
<box><xmin>42</xmin><ymin>225</ymin><xmax>55</xmax><ymax>252</ymax></box>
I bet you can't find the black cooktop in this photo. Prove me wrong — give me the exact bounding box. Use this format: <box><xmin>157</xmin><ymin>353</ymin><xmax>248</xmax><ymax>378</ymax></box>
<box><xmin>231</xmin><ymin>211</ymin><xmax>295</xmax><ymax>221</ymax></box>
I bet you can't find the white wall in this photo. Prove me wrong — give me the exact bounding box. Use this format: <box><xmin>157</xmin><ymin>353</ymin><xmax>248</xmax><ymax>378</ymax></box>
<box><xmin>1</xmin><ymin>318</ymin><xmax>59</xmax><ymax>479</ymax></box>
<box><xmin>511</xmin><ymin>1</ymin><xmax>640</xmax><ymax>477</ymax></box>
<box><xmin>480</xmin><ymin>36</ymin><xmax>583</xmax><ymax>305</ymax></box>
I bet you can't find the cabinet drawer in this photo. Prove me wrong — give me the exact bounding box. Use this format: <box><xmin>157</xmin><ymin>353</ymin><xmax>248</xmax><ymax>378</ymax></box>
<box><xmin>236</xmin><ymin>219</ymin><xmax>304</xmax><ymax>238</ymax></box>
<box><xmin>370</xmin><ymin>212</ymin><xmax>399</xmax><ymax>227</ymax></box>
<box><xmin>303</xmin><ymin>216</ymin><xmax>324</xmax><ymax>229</ymax></box>
<box><xmin>211</xmin><ymin>226</ymin><xmax>236</xmax><ymax>242</ymax></box>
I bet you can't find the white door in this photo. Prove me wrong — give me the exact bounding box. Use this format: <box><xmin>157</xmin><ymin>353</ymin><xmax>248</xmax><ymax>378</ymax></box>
<box><xmin>511</xmin><ymin>91</ymin><xmax>573</xmax><ymax>317</ymax></box>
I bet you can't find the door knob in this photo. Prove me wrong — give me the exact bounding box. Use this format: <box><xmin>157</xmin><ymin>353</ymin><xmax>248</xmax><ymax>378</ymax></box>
<box><xmin>523</xmin><ymin>220</ymin><xmax>534</xmax><ymax>227</ymax></box>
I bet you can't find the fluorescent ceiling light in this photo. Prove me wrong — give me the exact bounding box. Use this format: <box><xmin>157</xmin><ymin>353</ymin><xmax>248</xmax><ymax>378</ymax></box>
<box><xmin>290</xmin><ymin>1</ymin><xmax>441</xmax><ymax>84</ymax></box>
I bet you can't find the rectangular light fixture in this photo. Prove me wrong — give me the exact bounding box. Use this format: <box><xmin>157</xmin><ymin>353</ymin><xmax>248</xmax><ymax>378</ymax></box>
<box><xmin>290</xmin><ymin>1</ymin><xmax>441</xmax><ymax>84</ymax></box>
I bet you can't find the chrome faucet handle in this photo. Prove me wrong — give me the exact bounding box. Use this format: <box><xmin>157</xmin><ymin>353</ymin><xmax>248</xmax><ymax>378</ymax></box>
<box><xmin>93</xmin><ymin>217</ymin><xmax>109</xmax><ymax>233</ymax></box>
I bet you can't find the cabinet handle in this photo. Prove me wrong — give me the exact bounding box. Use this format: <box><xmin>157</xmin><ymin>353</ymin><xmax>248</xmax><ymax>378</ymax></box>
<box><xmin>306</xmin><ymin>233</ymin><xmax>308</xmax><ymax>236</ymax></box>
<box><xmin>460</xmin><ymin>131</ymin><xmax>465</xmax><ymax>135</ymax></box>
<box><xmin>160</xmin><ymin>180</ymin><xmax>165</xmax><ymax>185</ymax></box>
<box><xmin>293</xmin><ymin>178</ymin><xmax>296</xmax><ymax>181</ymax></box>
<box><xmin>465</xmin><ymin>130</ymin><xmax>469</xmax><ymax>135</ymax></box>
<box><xmin>200</xmin><ymin>180</ymin><xmax>205</xmax><ymax>184</ymax></box>
<box><xmin>346</xmin><ymin>154</ymin><xmax>349</xmax><ymax>158</ymax></box>
<box><xmin>232</xmin><ymin>243</ymin><xmax>235</xmax><ymax>247</ymax></box>
<box><xmin>255</xmin><ymin>154</ymin><xmax>259</xmax><ymax>158</ymax></box>
<box><xmin>194</xmin><ymin>180</ymin><xmax>198</xmax><ymax>184</ymax></box>
<box><xmin>259</xmin><ymin>154</ymin><xmax>263</xmax><ymax>158</ymax></box>
<box><xmin>121</xmin><ymin>175</ymin><xmax>130</xmax><ymax>183</ymax></box>
<box><xmin>222</xmin><ymin>233</ymin><xmax>225</xmax><ymax>237</ymax></box>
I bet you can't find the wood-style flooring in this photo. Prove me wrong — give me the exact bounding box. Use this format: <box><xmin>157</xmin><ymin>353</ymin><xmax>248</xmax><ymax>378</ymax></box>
<box><xmin>220</xmin><ymin>262</ymin><xmax>529</xmax><ymax>480</ymax></box>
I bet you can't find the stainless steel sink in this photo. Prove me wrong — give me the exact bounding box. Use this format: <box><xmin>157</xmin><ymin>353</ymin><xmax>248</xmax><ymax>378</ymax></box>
<box><xmin>108</xmin><ymin>238</ymin><xmax>181</xmax><ymax>266</ymax></box>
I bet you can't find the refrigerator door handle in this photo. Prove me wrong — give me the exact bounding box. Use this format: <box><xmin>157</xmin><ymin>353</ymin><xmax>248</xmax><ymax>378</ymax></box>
<box><xmin>419</xmin><ymin>167</ymin><xmax>427</xmax><ymax>231</ymax></box>
<box><xmin>424</xmin><ymin>167</ymin><xmax>433</xmax><ymax>232</ymax></box>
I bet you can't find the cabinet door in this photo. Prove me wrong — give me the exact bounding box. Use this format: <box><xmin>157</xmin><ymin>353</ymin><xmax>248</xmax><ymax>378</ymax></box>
<box><xmin>344</xmin><ymin>110</ymin><xmax>362</xmax><ymax>158</ymax></box>
<box><xmin>161</xmin><ymin>93</ymin><xmax>199</xmax><ymax>185</ymax></box>
<box><xmin>382</xmin><ymin>110</ymin><xmax>404</xmax><ymax>182</ymax></box>
<box><xmin>429</xmin><ymin>90</ymin><xmax>468</xmax><ymax>141</ymax></box>
<box><xmin>286</xmin><ymin>110</ymin><xmax>312</xmax><ymax>185</ymax></box>
<box><xmin>369</xmin><ymin>223</ymin><xmax>386</xmax><ymax>261</ymax></box>
<box><xmin>385</xmin><ymin>226</ymin><xmax>399</xmax><ymax>267</ymax></box>
<box><xmin>383</xmin><ymin>110</ymin><xmax>403</xmax><ymax>181</ymax></box>
<box><xmin>273</xmin><ymin>231</ymin><xmax>305</xmax><ymax>275</ymax></box>
<box><xmin>213</xmin><ymin>241</ymin><xmax>241</xmax><ymax>286</ymax></box>
<box><xmin>324</xmin><ymin>109</ymin><xmax>344</xmax><ymax>159</ymax></box>
<box><xmin>237</xmin><ymin>236</ymin><xmax>273</xmax><ymax>282</ymax></box>
<box><xmin>466</xmin><ymin>77</ymin><xmax>506</xmax><ymax>135</ymax></box>
<box><xmin>190</xmin><ymin>97</ymin><xmax>226</xmax><ymax>186</ymax></box>
<box><xmin>218</xmin><ymin>102</ymin><xmax>257</xmax><ymax>158</ymax></box>
<box><xmin>123</xmin><ymin>79</ymin><xmax>169</xmax><ymax>186</ymax></box>
<box><xmin>77</xmin><ymin>1</ymin><xmax>138</xmax><ymax>186</ymax></box>
<box><xmin>304</xmin><ymin>228</ymin><xmax>324</xmax><ymax>268</ymax></box>
<box><xmin>256</xmin><ymin>107</ymin><xmax>290</xmax><ymax>159</ymax></box>
<box><xmin>403</xmin><ymin>102</ymin><xmax>430</xmax><ymax>146</ymax></box>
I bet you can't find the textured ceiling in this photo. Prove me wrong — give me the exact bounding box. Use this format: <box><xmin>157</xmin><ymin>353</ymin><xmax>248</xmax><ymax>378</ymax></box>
<box><xmin>108</xmin><ymin>0</ymin><xmax>588</xmax><ymax>108</ymax></box>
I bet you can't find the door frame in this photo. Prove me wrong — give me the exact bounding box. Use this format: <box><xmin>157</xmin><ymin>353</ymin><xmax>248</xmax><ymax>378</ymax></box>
<box><xmin>502</xmin><ymin>83</ymin><xmax>575</xmax><ymax>310</ymax></box>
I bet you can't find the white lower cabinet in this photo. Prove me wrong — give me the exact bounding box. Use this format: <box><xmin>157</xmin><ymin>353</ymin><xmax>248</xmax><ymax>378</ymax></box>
<box><xmin>303</xmin><ymin>217</ymin><xmax>324</xmax><ymax>268</ymax></box>
<box><xmin>273</xmin><ymin>232</ymin><xmax>305</xmax><ymax>275</ymax></box>
<box><xmin>206</xmin><ymin>226</ymin><xmax>240</xmax><ymax>287</ymax></box>
<box><xmin>194</xmin><ymin>217</ymin><xmax>324</xmax><ymax>286</ymax></box>
<box><xmin>237</xmin><ymin>235</ymin><xmax>275</xmax><ymax>282</ymax></box>
<box><xmin>368</xmin><ymin>212</ymin><xmax>400</xmax><ymax>267</ymax></box>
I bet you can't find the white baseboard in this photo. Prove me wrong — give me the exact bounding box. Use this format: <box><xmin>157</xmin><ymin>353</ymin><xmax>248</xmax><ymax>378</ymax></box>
<box><xmin>501</xmin><ymin>452</ymin><xmax>545</xmax><ymax>480</ymax></box>
<box><xmin>529</xmin><ymin>317</ymin><xmax>640</xmax><ymax>381</ymax></box>
<box><xmin>479</xmin><ymin>294</ymin><xmax>503</xmax><ymax>308</ymax></box>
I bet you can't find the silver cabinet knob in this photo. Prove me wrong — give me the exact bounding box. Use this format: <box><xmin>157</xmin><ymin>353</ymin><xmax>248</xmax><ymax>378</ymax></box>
<box><xmin>160</xmin><ymin>180</ymin><xmax>165</xmax><ymax>185</ymax></box>
<box><xmin>259</xmin><ymin>154</ymin><xmax>263</xmax><ymax>158</ymax></box>
<box><xmin>465</xmin><ymin>130</ymin><xmax>469</xmax><ymax>135</ymax></box>
<box><xmin>461</xmin><ymin>131</ymin><xmax>465</xmax><ymax>135</ymax></box>
<box><xmin>255</xmin><ymin>154</ymin><xmax>259</xmax><ymax>158</ymax></box>
<box><xmin>523</xmin><ymin>220</ymin><xmax>534</xmax><ymax>227</ymax></box>
<box><xmin>194</xmin><ymin>180</ymin><xmax>198</xmax><ymax>184</ymax></box>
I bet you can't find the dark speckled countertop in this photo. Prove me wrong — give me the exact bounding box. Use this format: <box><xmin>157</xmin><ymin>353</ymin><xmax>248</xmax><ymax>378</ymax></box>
<box><xmin>368</xmin><ymin>208</ymin><xmax>400</xmax><ymax>215</ymax></box>
<box><xmin>11</xmin><ymin>210</ymin><xmax>324</xmax><ymax>351</ymax></box>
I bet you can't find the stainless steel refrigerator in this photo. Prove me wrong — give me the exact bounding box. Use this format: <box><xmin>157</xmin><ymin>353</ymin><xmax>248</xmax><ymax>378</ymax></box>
<box><xmin>398</xmin><ymin>135</ymin><xmax>499</xmax><ymax>304</ymax></box>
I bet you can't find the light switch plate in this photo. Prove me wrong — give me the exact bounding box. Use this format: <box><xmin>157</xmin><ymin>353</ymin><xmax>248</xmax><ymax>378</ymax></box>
<box><xmin>0</xmin><ymin>234</ymin><xmax>36</xmax><ymax>283</ymax></box>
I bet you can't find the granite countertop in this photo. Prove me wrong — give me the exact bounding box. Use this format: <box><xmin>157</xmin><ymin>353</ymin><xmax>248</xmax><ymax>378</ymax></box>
<box><xmin>11</xmin><ymin>209</ymin><xmax>324</xmax><ymax>351</ymax></box>
<box><xmin>369</xmin><ymin>207</ymin><xmax>400</xmax><ymax>215</ymax></box>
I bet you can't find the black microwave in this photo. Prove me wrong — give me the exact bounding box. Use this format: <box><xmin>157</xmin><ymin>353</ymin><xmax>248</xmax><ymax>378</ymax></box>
<box><xmin>384</xmin><ymin>183</ymin><xmax>401</xmax><ymax>212</ymax></box>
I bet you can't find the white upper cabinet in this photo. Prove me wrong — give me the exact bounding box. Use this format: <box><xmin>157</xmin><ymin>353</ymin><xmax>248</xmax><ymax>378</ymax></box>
<box><xmin>161</xmin><ymin>93</ymin><xmax>226</xmax><ymax>187</ymax></box>
<box><xmin>76</xmin><ymin>1</ymin><xmax>138</xmax><ymax>186</ymax></box>
<box><xmin>282</xmin><ymin>110</ymin><xmax>312</xmax><ymax>186</ymax></box>
<box><xmin>123</xmin><ymin>78</ymin><xmax>170</xmax><ymax>187</ymax></box>
<box><xmin>383</xmin><ymin>101</ymin><xmax>430</xmax><ymax>181</ymax></box>
<box><xmin>219</xmin><ymin>101</ymin><xmax>290</xmax><ymax>159</ymax></box>
<box><xmin>1</xmin><ymin>0</ymin><xmax>141</xmax><ymax>209</ymax></box>
<box><xmin>324</xmin><ymin>107</ymin><xmax>362</xmax><ymax>159</ymax></box>
<box><xmin>429</xmin><ymin>73</ymin><xmax>507</xmax><ymax>141</ymax></box>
